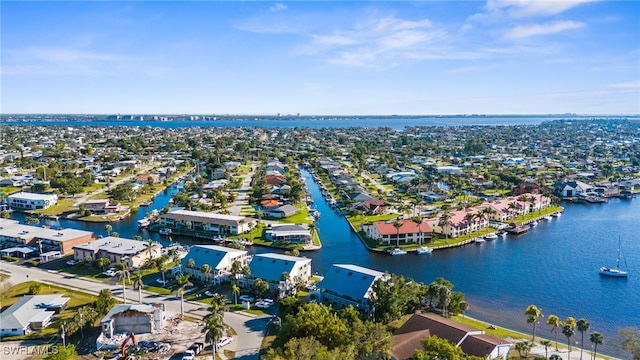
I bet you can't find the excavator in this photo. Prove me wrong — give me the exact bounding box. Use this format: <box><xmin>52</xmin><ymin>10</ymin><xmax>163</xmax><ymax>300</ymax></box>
<box><xmin>120</xmin><ymin>332</ymin><xmax>136</xmax><ymax>359</ymax></box>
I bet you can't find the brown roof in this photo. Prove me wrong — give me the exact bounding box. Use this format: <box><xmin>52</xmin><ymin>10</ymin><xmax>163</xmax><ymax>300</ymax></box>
<box><xmin>391</xmin><ymin>313</ymin><xmax>507</xmax><ymax>359</ymax></box>
<box><xmin>391</xmin><ymin>327</ymin><xmax>431</xmax><ymax>360</ymax></box>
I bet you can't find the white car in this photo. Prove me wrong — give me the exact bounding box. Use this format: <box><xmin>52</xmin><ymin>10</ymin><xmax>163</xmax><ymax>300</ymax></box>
<box><xmin>103</xmin><ymin>268</ymin><xmax>116</xmax><ymax>277</ymax></box>
<box><xmin>255</xmin><ymin>300</ymin><xmax>274</xmax><ymax>309</ymax></box>
<box><xmin>239</xmin><ymin>295</ymin><xmax>255</xmax><ymax>302</ymax></box>
<box><xmin>181</xmin><ymin>349</ymin><xmax>195</xmax><ymax>360</ymax></box>
<box><xmin>66</xmin><ymin>260</ymin><xmax>77</xmax><ymax>266</ymax></box>
<box><xmin>204</xmin><ymin>291</ymin><xmax>217</xmax><ymax>297</ymax></box>
<box><xmin>216</xmin><ymin>336</ymin><xmax>232</xmax><ymax>349</ymax></box>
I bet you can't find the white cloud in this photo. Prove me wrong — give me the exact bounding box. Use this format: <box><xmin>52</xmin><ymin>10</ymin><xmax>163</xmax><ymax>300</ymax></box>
<box><xmin>504</xmin><ymin>20</ymin><xmax>585</xmax><ymax>39</ymax></box>
<box><xmin>270</xmin><ymin>3</ymin><xmax>288</xmax><ymax>13</ymax></box>
<box><xmin>485</xmin><ymin>0</ymin><xmax>599</xmax><ymax>18</ymax></box>
<box><xmin>608</xmin><ymin>80</ymin><xmax>640</xmax><ymax>90</ymax></box>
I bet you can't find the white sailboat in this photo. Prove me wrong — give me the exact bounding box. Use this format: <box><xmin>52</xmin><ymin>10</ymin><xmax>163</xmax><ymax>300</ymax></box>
<box><xmin>599</xmin><ymin>239</ymin><xmax>629</xmax><ymax>277</ymax></box>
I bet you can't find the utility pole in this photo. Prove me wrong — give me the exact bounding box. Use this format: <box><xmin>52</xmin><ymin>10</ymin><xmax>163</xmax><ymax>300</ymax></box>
<box><xmin>79</xmin><ymin>309</ymin><xmax>84</xmax><ymax>338</ymax></box>
<box><xmin>61</xmin><ymin>323</ymin><xmax>66</xmax><ymax>347</ymax></box>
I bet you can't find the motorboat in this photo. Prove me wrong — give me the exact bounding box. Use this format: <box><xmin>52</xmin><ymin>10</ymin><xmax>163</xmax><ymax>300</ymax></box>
<box><xmin>389</xmin><ymin>248</ymin><xmax>407</xmax><ymax>256</ymax></box>
<box><xmin>484</xmin><ymin>233</ymin><xmax>498</xmax><ymax>241</ymax></box>
<box><xmin>474</xmin><ymin>237</ymin><xmax>486</xmax><ymax>244</ymax></box>
<box><xmin>599</xmin><ymin>238</ymin><xmax>629</xmax><ymax>278</ymax></box>
<box><xmin>530</xmin><ymin>220</ymin><xmax>538</xmax><ymax>227</ymax></box>
<box><xmin>416</xmin><ymin>247</ymin><xmax>432</xmax><ymax>254</ymax></box>
<box><xmin>552</xmin><ymin>212</ymin><xmax>562</xmax><ymax>217</ymax></box>
<box><xmin>137</xmin><ymin>218</ymin><xmax>151</xmax><ymax>228</ymax></box>
<box><xmin>543</xmin><ymin>215</ymin><xmax>552</xmax><ymax>221</ymax></box>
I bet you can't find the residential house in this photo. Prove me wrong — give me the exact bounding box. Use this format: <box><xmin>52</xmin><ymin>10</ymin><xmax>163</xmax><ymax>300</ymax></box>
<box><xmin>364</xmin><ymin>219</ymin><xmax>433</xmax><ymax>245</ymax></box>
<box><xmin>7</xmin><ymin>192</ymin><xmax>58</xmax><ymax>210</ymax></box>
<box><xmin>0</xmin><ymin>294</ymin><xmax>70</xmax><ymax>337</ymax></box>
<box><xmin>72</xmin><ymin>236</ymin><xmax>162</xmax><ymax>268</ymax></box>
<box><xmin>319</xmin><ymin>264</ymin><xmax>386</xmax><ymax>313</ymax></box>
<box><xmin>158</xmin><ymin>209</ymin><xmax>256</xmax><ymax>236</ymax></box>
<box><xmin>391</xmin><ymin>313</ymin><xmax>511</xmax><ymax>360</ymax></box>
<box><xmin>247</xmin><ymin>253</ymin><xmax>312</xmax><ymax>296</ymax></box>
<box><xmin>552</xmin><ymin>181</ymin><xmax>593</xmax><ymax>197</ymax></box>
<box><xmin>83</xmin><ymin>199</ymin><xmax>122</xmax><ymax>215</ymax></box>
<box><xmin>352</xmin><ymin>199</ymin><xmax>386</xmax><ymax>215</ymax></box>
<box><xmin>266</xmin><ymin>224</ymin><xmax>312</xmax><ymax>244</ymax></box>
<box><xmin>264</xmin><ymin>204</ymin><xmax>299</xmax><ymax>219</ymax></box>
<box><xmin>177</xmin><ymin>245</ymin><xmax>249</xmax><ymax>284</ymax></box>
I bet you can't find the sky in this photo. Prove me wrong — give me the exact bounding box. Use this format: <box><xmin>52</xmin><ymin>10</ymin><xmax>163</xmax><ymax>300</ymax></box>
<box><xmin>1</xmin><ymin>0</ymin><xmax>639</xmax><ymax>115</ymax></box>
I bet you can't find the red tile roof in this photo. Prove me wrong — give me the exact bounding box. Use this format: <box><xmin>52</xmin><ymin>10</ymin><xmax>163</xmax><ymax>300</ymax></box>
<box><xmin>374</xmin><ymin>219</ymin><xmax>432</xmax><ymax>236</ymax></box>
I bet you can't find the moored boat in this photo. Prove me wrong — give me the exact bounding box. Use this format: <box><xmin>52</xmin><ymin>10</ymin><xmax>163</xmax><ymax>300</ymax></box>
<box><xmin>484</xmin><ymin>233</ymin><xmax>498</xmax><ymax>241</ymax></box>
<box><xmin>416</xmin><ymin>246</ymin><xmax>432</xmax><ymax>254</ymax></box>
<box><xmin>137</xmin><ymin>218</ymin><xmax>151</xmax><ymax>228</ymax></box>
<box><xmin>389</xmin><ymin>248</ymin><xmax>407</xmax><ymax>256</ymax></box>
<box><xmin>543</xmin><ymin>215</ymin><xmax>552</xmax><ymax>221</ymax></box>
<box><xmin>474</xmin><ymin>237</ymin><xmax>486</xmax><ymax>243</ymax></box>
<box><xmin>599</xmin><ymin>238</ymin><xmax>629</xmax><ymax>278</ymax></box>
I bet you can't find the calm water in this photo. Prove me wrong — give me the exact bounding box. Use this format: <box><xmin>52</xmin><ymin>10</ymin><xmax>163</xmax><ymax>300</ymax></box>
<box><xmin>7</xmin><ymin>115</ymin><xmax>638</xmax><ymax>131</ymax></box>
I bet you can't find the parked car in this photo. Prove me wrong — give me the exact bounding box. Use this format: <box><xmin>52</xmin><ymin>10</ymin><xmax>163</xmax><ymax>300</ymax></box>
<box><xmin>156</xmin><ymin>278</ymin><xmax>168</xmax><ymax>285</ymax></box>
<box><xmin>181</xmin><ymin>349</ymin><xmax>195</xmax><ymax>360</ymax></box>
<box><xmin>239</xmin><ymin>295</ymin><xmax>255</xmax><ymax>302</ymax></box>
<box><xmin>103</xmin><ymin>268</ymin><xmax>116</xmax><ymax>277</ymax></box>
<box><xmin>204</xmin><ymin>291</ymin><xmax>217</xmax><ymax>297</ymax></box>
<box><xmin>66</xmin><ymin>259</ymin><xmax>77</xmax><ymax>266</ymax></box>
<box><xmin>255</xmin><ymin>299</ymin><xmax>274</xmax><ymax>309</ymax></box>
<box><xmin>189</xmin><ymin>342</ymin><xmax>204</xmax><ymax>355</ymax></box>
<box><xmin>216</xmin><ymin>336</ymin><xmax>232</xmax><ymax>349</ymax></box>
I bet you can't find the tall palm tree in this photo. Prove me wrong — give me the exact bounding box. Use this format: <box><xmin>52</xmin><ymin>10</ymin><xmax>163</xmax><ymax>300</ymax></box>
<box><xmin>230</xmin><ymin>260</ymin><xmax>243</xmax><ymax>285</ymax></box>
<box><xmin>562</xmin><ymin>322</ymin><xmax>576</xmax><ymax>356</ymax></box>
<box><xmin>464</xmin><ymin>212</ymin><xmax>475</xmax><ymax>235</ymax></box>
<box><xmin>231</xmin><ymin>284</ymin><xmax>240</xmax><ymax>304</ymax></box>
<box><xmin>507</xmin><ymin>202</ymin><xmax>518</xmax><ymax>219</ymax></box>
<box><xmin>144</xmin><ymin>239</ymin><xmax>155</xmax><ymax>261</ymax></box>
<box><xmin>438</xmin><ymin>212</ymin><xmax>451</xmax><ymax>241</ymax></box>
<box><xmin>392</xmin><ymin>220</ymin><xmax>402</xmax><ymax>248</ymax></box>
<box><xmin>519</xmin><ymin>194</ymin><xmax>531</xmax><ymax>214</ymax></box>
<box><xmin>525</xmin><ymin>304</ymin><xmax>543</xmax><ymax>343</ymax></box>
<box><xmin>576</xmin><ymin>318</ymin><xmax>591</xmax><ymax>360</ymax></box>
<box><xmin>175</xmin><ymin>273</ymin><xmax>192</xmax><ymax>319</ymax></box>
<box><xmin>202</xmin><ymin>316</ymin><xmax>224</xmax><ymax>360</ymax></box>
<box><xmin>156</xmin><ymin>256</ymin><xmax>168</xmax><ymax>285</ymax></box>
<box><xmin>589</xmin><ymin>331</ymin><xmax>603</xmax><ymax>360</ymax></box>
<box><xmin>205</xmin><ymin>294</ymin><xmax>227</xmax><ymax>324</ymax></box>
<box><xmin>413</xmin><ymin>216</ymin><xmax>424</xmax><ymax>245</ymax></box>
<box><xmin>115</xmin><ymin>262</ymin><xmax>130</xmax><ymax>304</ymax></box>
<box><xmin>132</xmin><ymin>270</ymin><xmax>144</xmax><ymax>304</ymax></box>
<box><xmin>201</xmin><ymin>264</ymin><xmax>211</xmax><ymax>284</ymax></box>
<box><xmin>546</xmin><ymin>315</ymin><xmax>563</xmax><ymax>350</ymax></box>
<box><xmin>540</xmin><ymin>340</ymin><xmax>552</xmax><ymax>359</ymax></box>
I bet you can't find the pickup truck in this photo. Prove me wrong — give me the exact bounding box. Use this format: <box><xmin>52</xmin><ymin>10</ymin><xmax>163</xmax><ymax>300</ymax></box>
<box><xmin>189</xmin><ymin>342</ymin><xmax>204</xmax><ymax>355</ymax></box>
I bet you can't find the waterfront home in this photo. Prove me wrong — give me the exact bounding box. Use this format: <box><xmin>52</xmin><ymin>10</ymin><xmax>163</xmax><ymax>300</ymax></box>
<box><xmin>429</xmin><ymin>209</ymin><xmax>485</xmax><ymax>239</ymax></box>
<box><xmin>158</xmin><ymin>209</ymin><xmax>256</xmax><ymax>236</ymax></box>
<box><xmin>319</xmin><ymin>264</ymin><xmax>386</xmax><ymax>314</ymax></box>
<box><xmin>82</xmin><ymin>199</ymin><xmax>122</xmax><ymax>215</ymax></box>
<box><xmin>100</xmin><ymin>303</ymin><xmax>165</xmax><ymax>339</ymax></box>
<box><xmin>176</xmin><ymin>245</ymin><xmax>249</xmax><ymax>284</ymax></box>
<box><xmin>265</xmin><ymin>224</ymin><xmax>312</xmax><ymax>244</ymax></box>
<box><xmin>247</xmin><ymin>253</ymin><xmax>312</xmax><ymax>297</ymax></box>
<box><xmin>552</xmin><ymin>180</ymin><xmax>593</xmax><ymax>197</ymax></box>
<box><xmin>135</xmin><ymin>173</ymin><xmax>161</xmax><ymax>184</ymax></box>
<box><xmin>264</xmin><ymin>204</ymin><xmax>299</xmax><ymax>219</ymax></box>
<box><xmin>72</xmin><ymin>236</ymin><xmax>162</xmax><ymax>268</ymax></box>
<box><xmin>390</xmin><ymin>313</ymin><xmax>511</xmax><ymax>360</ymax></box>
<box><xmin>7</xmin><ymin>192</ymin><xmax>58</xmax><ymax>210</ymax></box>
<box><xmin>351</xmin><ymin>199</ymin><xmax>386</xmax><ymax>215</ymax></box>
<box><xmin>364</xmin><ymin>219</ymin><xmax>433</xmax><ymax>245</ymax></box>
<box><xmin>0</xmin><ymin>294</ymin><xmax>70</xmax><ymax>337</ymax></box>
<box><xmin>0</xmin><ymin>219</ymin><xmax>96</xmax><ymax>256</ymax></box>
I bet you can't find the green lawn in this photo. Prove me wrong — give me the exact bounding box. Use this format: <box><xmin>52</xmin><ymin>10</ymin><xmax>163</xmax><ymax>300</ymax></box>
<box><xmin>33</xmin><ymin>199</ymin><xmax>76</xmax><ymax>216</ymax></box>
<box><xmin>1</xmin><ymin>282</ymin><xmax>99</xmax><ymax>340</ymax></box>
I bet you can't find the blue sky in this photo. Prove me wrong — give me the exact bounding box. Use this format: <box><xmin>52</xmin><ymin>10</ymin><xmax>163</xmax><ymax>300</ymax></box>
<box><xmin>1</xmin><ymin>1</ymin><xmax>639</xmax><ymax>115</ymax></box>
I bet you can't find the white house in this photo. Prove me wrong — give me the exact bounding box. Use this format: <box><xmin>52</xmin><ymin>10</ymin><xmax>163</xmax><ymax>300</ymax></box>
<box><xmin>176</xmin><ymin>245</ymin><xmax>249</xmax><ymax>284</ymax></box>
<box><xmin>319</xmin><ymin>264</ymin><xmax>386</xmax><ymax>313</ymax></box>
<box><xmin>7</xmin><ymin>192</ymin><xmax>58</xmax><ymax>210</ymax></box>
<box><xmin>0</xmin><ymin>294</ymin><xmax>70</xmax><ymax>337</ymax></box>
<box><xmin>158</xmin><ymin>209</ymin><xmax>256</xmax><ymax>236</ymax></box>
<box><xmin>265</xmin><ymin>224</ymin><xmax>312</xmax><ymax>244</ymax></box>
<box><xmin>248</xmin><ymin>253</ymin><xmax>312</xmax><ymax>297</ymax></box>
<box><xmin>72</xmin><ymin>236</ymin><xmax>162</xmax><ymax>268</ymax></box>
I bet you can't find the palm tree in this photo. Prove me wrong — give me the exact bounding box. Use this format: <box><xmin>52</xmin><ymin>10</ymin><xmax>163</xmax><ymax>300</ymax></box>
<box><xmin>438</xmin><ymin>212</ymin><xmax>451</xmax><ymax>241</ymax></box>
<box><xmin>175</xmin><ymin>273</ymin><xmax>192</xmax><ymax>319</ymax></box>
<box><xmin>392</xmin><ymin>219</ymin><xmax>402</xmax><ymax>247</ymax></box>
<box><xmin>562</xmin><ymin>323</ymin><xmax>576</xmax><ymax>356</ymax></box>
<box><xmin>576</xmin><ymin>318</ymin><xmax>591</xmax><ymax>360</ymax></box>
<box><xmin>546</xmin><ymin>315</ymin><xmax>563</xmax><ymax>350</ymax></box>
<box><xmin>231</xmin><ymin>284</ymin><xmax>240</xmax><ymax>304</ymax></box>
<box><xmin>280</xmin><ymin>272</ymin><xmax>291</xmax><ymax>296</ymax></box>
<box><xmin>515</xmin><ymin>341</ymin><xmax>533</xmax><ymax>359</ymax></box>
<box><xmin>201</xmin><ymin>264</ymin><xmax>212</xmax><ymax>284</ymax></box>
<box><xmin>202</xmin><ymin>316</ymin><xmax>224</xmax><ymax>360</ymax></box>
<box><xmin>525</xmin><ymin>304</ymin><xmax>544</xmax><ymax>343</ymax></box>
<box><xmin>115</xmin><ymin>262</ymin><xmax>130</xmax><ymax>304</ymax></box>
<box><xmin>144</xmin><ymin>239</ymin><xmax>155</xmax><ymax>261</ymax></box>
<box><xmin>230</xmin><ymin>260</ymin><xmax>243</xmax><ymax>285</ymax></box>
<box><xmin>519</xmin><ymin>194</ymin><xmax>531</xmax><ymax>214</ymax></box>
<box><xmin>187</xmin><ymin>258</ymin><xmax>196</xmax><ymax>272</ymax></box>
<box><xmin>413</xmin><ymin>216</ymin><xmax>424</xmax><ymax>245</ymax></box>
<box><xmin>205</xmin><ymin>294</ymin><xmax>228</xmax><ymax>324</ymax></box>
<box><xmin>156</xmin><ymin>256</ymin><xmax>168</xmax><ymax>285</ymax></box>
<box><xmin>104</xmin><ymin>224</ymin><xmax>112</xmax><ymax>236</ymax></box>
<box><xmin>589</xmin><ymin>331</ymin><xmax>603</xmax><ymax>360</ymax></box>
<box><xmin>132</xmin><ymin>270</ymin><xmax>144</xmax><ymax>304</ymax></box>
<box><xmin>540</xmin><ymin>339</ymin><xmax>552</xmax><ymax>359</ymax></box>
<box><xmin>464</xmin><ymin>212</ymin><xmax>475</xmax><ymax>235</ymax></box>
<box><xmin>507</xmin><ymin>202</ymin><xmax>518</xmax><ymax>219</ymax></box>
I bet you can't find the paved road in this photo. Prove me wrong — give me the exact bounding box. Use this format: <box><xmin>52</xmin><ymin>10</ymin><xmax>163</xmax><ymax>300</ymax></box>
<box><xmin>230</xmin><ymin>163</ymin><xmax>257</xmax><ymax>216</ymax></box>
<box><xmin>0</xmin><ymin>262</ymin><xmax>268</xmax><ymax>360</ymax></box>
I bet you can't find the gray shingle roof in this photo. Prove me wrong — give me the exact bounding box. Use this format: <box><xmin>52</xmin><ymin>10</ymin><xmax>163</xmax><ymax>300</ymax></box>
<box><xmin>319</xmin><ymin>264</ymin><xmax>384</xmax><ymax>303</ymax></box>
<box><xmin>249</xmin><ymin>253</ymin><xmax>311</xmax><ymax>282</ymax></box>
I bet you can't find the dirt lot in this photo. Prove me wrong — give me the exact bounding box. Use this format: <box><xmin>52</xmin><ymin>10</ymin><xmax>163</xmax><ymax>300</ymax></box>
<box><xmin>0</xmin><ymin>316</ymin><xmax>209</xmax><ymax>360</ymax></box>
